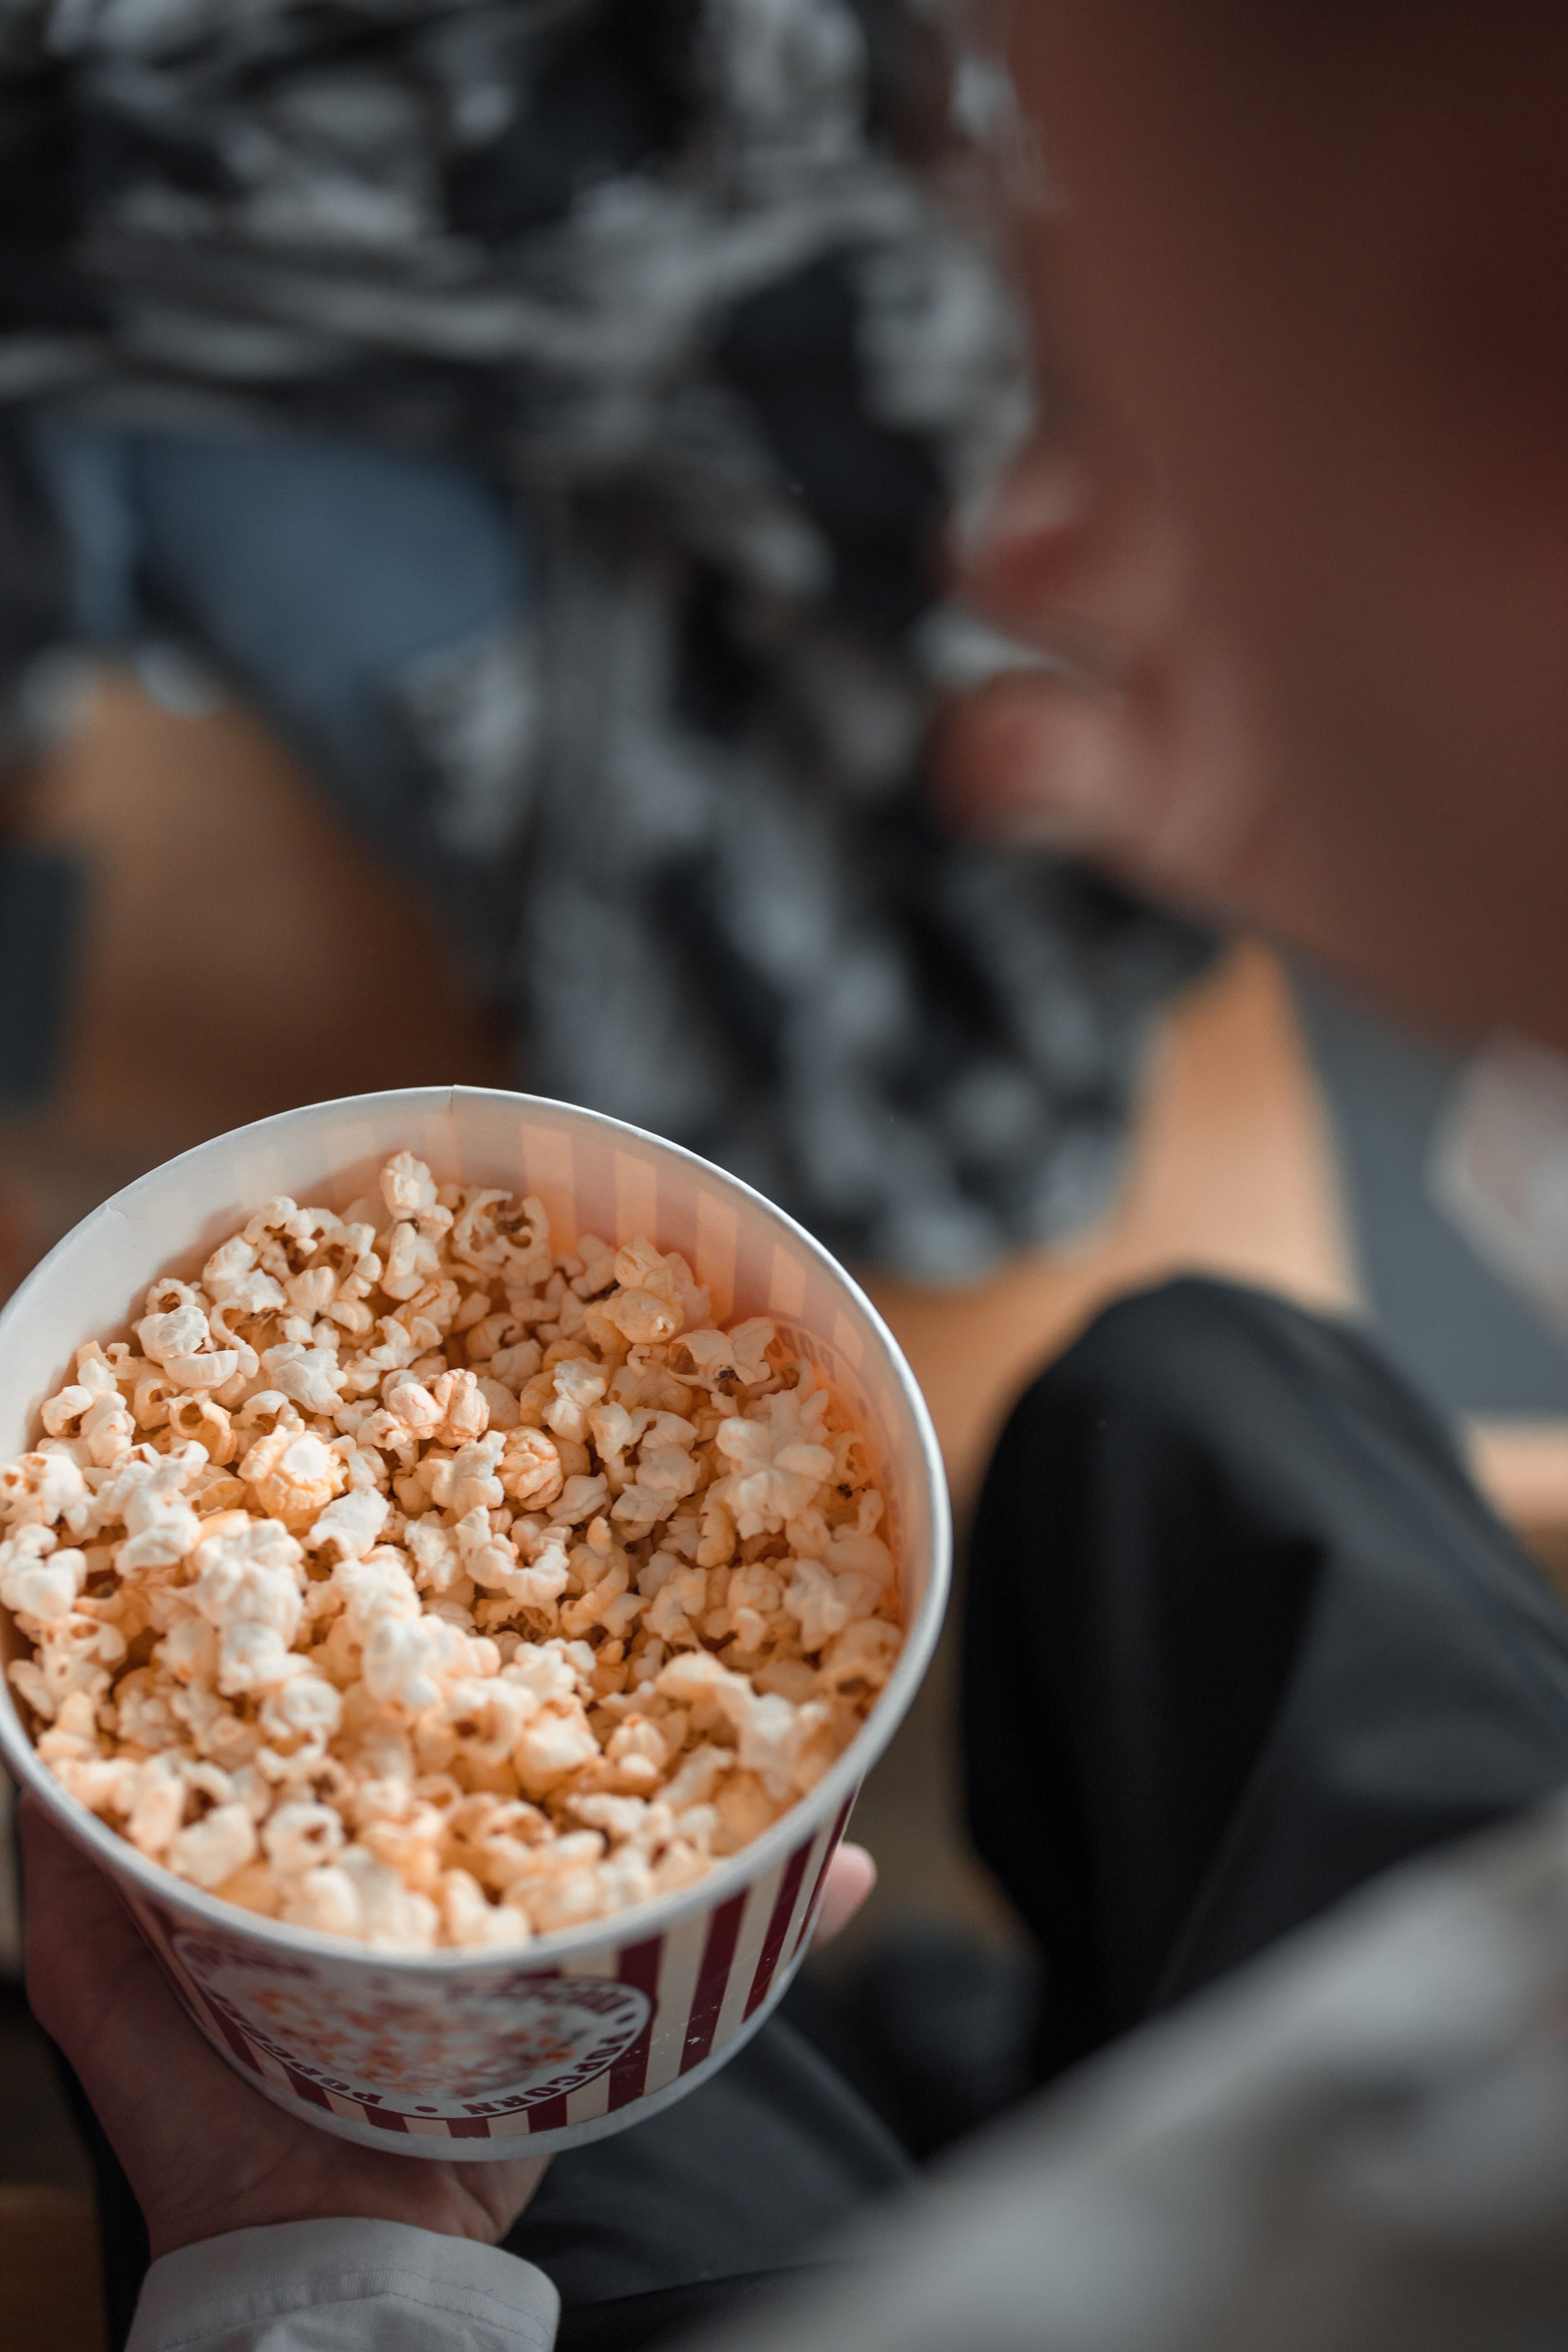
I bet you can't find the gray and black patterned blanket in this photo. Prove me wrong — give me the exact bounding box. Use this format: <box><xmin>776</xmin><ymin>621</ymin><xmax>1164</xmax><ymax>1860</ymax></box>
<box><xmin>0</xmin><ymin>0</ymin><xmax>1212</xmax><ymax>1279</ymax></box>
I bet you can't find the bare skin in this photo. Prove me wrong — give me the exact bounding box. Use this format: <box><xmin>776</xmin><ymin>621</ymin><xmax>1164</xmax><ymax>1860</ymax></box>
<box><xmin>19</xmin><ymin>1793</ymin><xmax>875</xmax><ymax>2260</ymax></box>
<box><xmin>942</xmin><ymin>2</ymin><xmax>1568</xmax><ymax>1054</ymax></box>
<box><xmin>24</xmin><ymin>0</ymin><xmax>1568</xmax><ymax>2286</ymax></box>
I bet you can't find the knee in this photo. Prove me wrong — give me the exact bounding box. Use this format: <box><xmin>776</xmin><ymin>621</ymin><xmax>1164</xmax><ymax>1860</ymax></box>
<box><xmin>983</xmin><ymin>1275</ymin><xmax>1367</xmax><ymax>1510</ymax></box>
<box><xmin>1032</xmin><ymin>1275</ymin><xmax>1296</xmax><ymax>1418</ymax></box>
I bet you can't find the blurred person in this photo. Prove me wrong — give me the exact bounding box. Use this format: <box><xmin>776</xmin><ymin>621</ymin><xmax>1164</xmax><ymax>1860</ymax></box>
<box><xmin>25</xmin><ymin>4</ymin><xmax>1568</xmax><ymax>2352</ymax></box>
<box><xmin>0</xmin><ymin>0</ymin><xmax>1212</xmax><ymax>1283</ymax></box>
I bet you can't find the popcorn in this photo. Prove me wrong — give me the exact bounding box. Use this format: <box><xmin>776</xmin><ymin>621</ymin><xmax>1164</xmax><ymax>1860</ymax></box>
<box><xmin>818</xmin><ymin>1616</ymin><xmax>903</xmax><ymax>1694</ymax></box>
<box><xmin>169</xmin><ymin>1801</ymin><xmax>258</xmax><ymax>1891</ymax></box>
<box><xmin>191</xmin><ymin>1518</ymin><xmax>306</xmax><ymax>1640</ymax></box>
<box><xmin>475</xmin><ymin>1378</ymin><xmax>521</xmax><ymax>1432</ymax></box>
<box><xmin>80</xmin><ymin>1390</ymin><xmax>138</xmax><ymax>1464</ymax></box>
<box><xmin>381</xmin><ymin>1223</ymin><xmax>445</xmax><ymax>1302</ymax></box>
<box><xmin>712</xmin><ymin>1382</ymin><xmax>835</xmax><ymax>1538</ymax></box>
<box><xmin>440</xmin><ymin>1868</ymin><xmax>530</xmax><ymax>1950</ymax></box>
<box><xmin>611</xmin><ymin>1415</ymin><xmax>701</xmax><ymax>1534</ymax></box>
<box><xmin>0</xmin><ymin>1448</ymin><xmax>91</xmax><ymax>1535</ymax></box>
<box><xmin>259</xmin><ymin>1671</ymin><xmax>342</xmax><ymax>1749</ymax></box>
<box><xmin>110</xmin><ymin>1449</ymin><xmax>206</xmax><ymax>1572</ymax></box>
<box><xmin>602</xmin><ymin>1287</ymin><xmax>682</xmax><ymax>1346</ymax></box>
<box><xmin>260</xmin><ymin>1344</ymin><xmax>345</xmax><ymax>1418</ymax></box>
<box><xmin>550</xmin><ymin>1472</ymin><xmax>610</xmax><ymax>1527</ymax></box>
<box><xmin>781</xmin><ymin>1556</ymin><xmax>873</xmax><ymax>1652</ymax></box>
<box><xmin>240</xmin><ymin>1429</ymin><xmax>344</xmax><ymax>1520</ymax></box>
<box><xmin>362</xmin><ymin>1614</ymin><xmax>473</xmax><ymax>1712</ymax></box>
<box><xmin>381</xmin><ymin>1151</ymin><xmax>447</xmax><ymax>1229</ymax></box>
<box><xmin>0</xmin><ymin>1527</ymin><xmax>87</xmax><ymax>1624</ymax></box>
<box><xmin>125</xmin><ymin>1753</ymin><xmax>188</xmax><ymax>1857</ymax></box>
<box><xmin>545</xmin><ymin>1358</ymin><xmax>607</xmax><ymax>1443</ymax></box>
<box><xmin>137</xmin><ymin>1298</ymin><xmax>241</xmax><ymax>1391</ymax></box>
<box><xmin>668</xmin><ymin>1321</ymin><xmax>775</xmax><ymax>1393</ymax></box>
<box><xmin>168</xmin><ymin>1393</ymin><xmax>236</xmax><ymax>1466</ymax></box>
<box><xmin>42</xmin><ymin>1349</ymin><xmax>141</xmax><ymax>1468</ymax></box>
<box><xmin>214</xmin><ymin>1623</ymin><xmax>308</xmax><ymax>1699</ymax></box>
<box><xmin>307</xmin><ymin>1487</ymin><xmax>389</xmax><ymax>1563</ymax></box>
<box><xmin>498</xmin><ymin>1426</ymin><xmax>564</xmax><ymax>1508</ymax></box>
<box><xmin>3</xmin><ymin>1156</ymin><xmax>901</xmax><ymax>1947</ymax></box>
<box><xmin>282</xmin><ymin>1863</ymin><xmax>364</xmax><ymax>1939</ymax></box>
<box><xmin>426</xmin><ymin>1434</ymin><xmax>506</xmax><ymax>1519</ymax></box>
<box><xmin>202</xmin><ymin>1237</ymin><xmax>287</xmax><ymax>1318</ymax></box>
<box><xmin>334</xmin><ymin>1549</ymin><xmax>423</xmax><ymax>1642</ymax></box>
<box><xmin>263</xmin><ymin>1799</ymin><xmax>344</xmax><ymax>1874</ymax></box>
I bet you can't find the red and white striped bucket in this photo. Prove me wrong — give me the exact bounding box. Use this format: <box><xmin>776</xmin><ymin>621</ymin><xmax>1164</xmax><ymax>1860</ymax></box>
<box><xmin>0</xmin><ymin>1088</ymin><xmax>951</xmax><ymax>2158</ymax></box>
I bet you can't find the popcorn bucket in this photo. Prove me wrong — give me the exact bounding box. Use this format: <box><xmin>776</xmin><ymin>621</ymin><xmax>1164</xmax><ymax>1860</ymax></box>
<box><xmin>0</xmin><ymin>1089</ymin><xmax>950</xmax><ymax>2158</ymax></box>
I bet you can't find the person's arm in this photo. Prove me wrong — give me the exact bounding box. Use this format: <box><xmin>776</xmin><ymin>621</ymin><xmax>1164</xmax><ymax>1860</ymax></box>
<box><xmin>20</xmin><ymin>1799</ymin><xmax>558</xmax><ymax>2352</ymax></box>
<box><xmin>127</xmin><ymin>2221</ymin><xmax>558</xmax><ymax>2352</ymax></box>
<box><xmin>20</xmin><ymin>1795</ymin><xmax>878</xmax><ymax>2352</ymax></box>
<box><xmin>933</xmin><ymin>413</ymin><xmax>1272</xmax><ymax>916</ymax></box>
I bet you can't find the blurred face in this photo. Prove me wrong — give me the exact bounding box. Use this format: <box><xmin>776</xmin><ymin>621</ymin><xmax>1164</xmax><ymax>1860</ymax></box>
<box><xmin>971</xmin><ymin>4</ymin><xmax>1568</xmax><ymax>1045</ymax></box>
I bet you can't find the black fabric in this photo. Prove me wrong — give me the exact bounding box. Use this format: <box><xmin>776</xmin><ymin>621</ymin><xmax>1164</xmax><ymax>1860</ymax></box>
<box><xmin>554</xmin><ymin>2264</ymin><xmax>855</xmax><ymax>2352</ymax></box>
<box><xmin>965</xmin><ymin>1275</ymin><xmax>1568</xmax><ymax>2082</ymax></box>
<box><xmin>61</xmin><ymin>1272</ymin><xmax>1568</xmax><ymax>2351</ymax></box>
<box><xmin>526</xmin><ymin>2018</ymin><xmax>909</xmax><ymax>2348</ymax></box>
<box><xmin>0</xmin><ymin>0</ymin><xmax>1219</xmax><ymax>1286</ymax></box>
<box><xmin>445</xmin><ymin>0</ymin><xmax>703</xmax><ymax>241</ymax></box>
<box><xmin>52</xmin><ymin>2046</ymin><xmax>150</xmax><ymax>2352</ymax></box>
<box><xmin>503</xmin><ymin>2015</ymin><xmax>910</xmax><ymax>2302</ymax></box>
<box><xmin>0</xmin><ymin>847</ymin><xmax>81</xmax><ymax>1104</ymax></box>
<box><xmin>0</xmin><ymin>415</ymin><xmax>70</xmax><ymax>714</ymax></box>
<box><xmin>715</xmin><ymin>253</ymin><xmax>945</xmax><ymax>637</ymax></box>
<box><xmin>66</xmin><ymin>2009</ymin><xmax>910</xmax><ymax>2352</ymax></box>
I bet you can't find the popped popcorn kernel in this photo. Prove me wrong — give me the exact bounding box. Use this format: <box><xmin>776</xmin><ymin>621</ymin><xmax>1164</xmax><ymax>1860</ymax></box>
<box><xmin>169</xmin><ymin>1801</ymin><xmax>258</xmax><ymax>1891</ymax></box>
<box><xmin>2</xmin><ymin>1153</ymin><xmax>902</xmax><ymax>1946</ymax></box>
<box><xmin>241</xmin><ymin>1429</ymin><xmax>344</xmax><ymax>1521</ymax></box>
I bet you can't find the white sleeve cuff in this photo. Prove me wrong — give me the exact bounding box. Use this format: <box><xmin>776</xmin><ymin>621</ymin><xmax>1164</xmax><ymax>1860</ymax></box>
<box><xmin>126</xmin><ymin>2217</ymin><xmax>559</xmax><ymax>2352</ymax></box>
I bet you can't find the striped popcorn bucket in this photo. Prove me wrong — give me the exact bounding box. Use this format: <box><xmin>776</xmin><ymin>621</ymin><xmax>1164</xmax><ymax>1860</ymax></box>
<box><xmin>0</xmin><ymin>1088</ymin><xmax>951</xmax><ymax>2158</ymax></box>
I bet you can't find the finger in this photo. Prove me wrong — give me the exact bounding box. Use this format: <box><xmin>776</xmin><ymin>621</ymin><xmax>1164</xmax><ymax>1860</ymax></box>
<box><xmin>935</xmin><ymin>618</ymin><xmax>1268</xmax><ymax>910</ymax></box>
<box><xmin>22</xmin><ymin>1798</ymin><xmax>556</xmax><ymax>2257</ymax></box>
<box><xmin>19</xmin><ymin>1794</ymin><xmax>172</xmax><ymax>2056</ymax></box>
<box><xmin>813</xmin><ymin>1841</ymin><xmax>876</xmax><ymax>1947</ymax></box>
<box><xmin>959</xmin><ymin>426</ymin><xmax>1188</xmax><ymax>656</ymax></box>
<box><xmin>18</xmin><ymin>1794</ymin><xmax>248</xmax><ymax>2177</ymax></box>
<box><xmin>955</xmin><ymin>441</ymin><xmax>1096</xmax><ymax>612</ymax></box>
<box><xmin>461</xmin><ymin>2154</ymin><xmax>553</xmax><ymax>2246</ymax></box>
<box><xmin>931</xmin><ymin>670</ymin><xmax>1144</xmax><ymax>853</ymax></box>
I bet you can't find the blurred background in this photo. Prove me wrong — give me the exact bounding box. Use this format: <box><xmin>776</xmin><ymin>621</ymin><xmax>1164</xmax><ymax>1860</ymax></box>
<box><xmin>3</xmin><ymin>5</ymin><xmax>1568</xmax><ymax>2345</ymax></box>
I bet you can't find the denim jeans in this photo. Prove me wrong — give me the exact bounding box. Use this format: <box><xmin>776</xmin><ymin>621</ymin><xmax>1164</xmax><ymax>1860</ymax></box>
<box><xmin>26</xmin><ymin>413</ymin><xmax>539</xmax><ymax>944</ymax></box>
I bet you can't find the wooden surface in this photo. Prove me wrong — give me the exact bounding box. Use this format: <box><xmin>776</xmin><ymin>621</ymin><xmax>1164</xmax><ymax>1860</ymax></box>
<box><xmin>840</xmin><ymin>932</ymin><xmax>1367</xmax><ymax>1963</ymax></box>
<box><xmin>1468</xmin><ymin>1421</ymin><xmax>1568</xmax><ymax>1586</ymax></box>
<box><xmin>0</xmin><ymin>670</ymin><xmax>508</xmax><ymax>1294</ymax></box>
<box><xmin>3</xmin><ymin>675</ymin><xmax>1568</xmax><ymax>2344</ymax></box>
<box><xmin>865</xmin><ymin>934</ymin><xmax>1360</xmax><ymax>1519</ymax></box>
<box><xmin>0</xmin><ymin>2189</ymin><xmax>104</xmax><ymax>2352</ymax></box>
<box><xmin>9</xmin><ymin>673</ymin><xmax>1560</xmax><ymax>1548</ymax></box>
<box><xmin>0</xmin><ymin>679</ymin><xmax>517</xmax><ymax>2352</ymax></box>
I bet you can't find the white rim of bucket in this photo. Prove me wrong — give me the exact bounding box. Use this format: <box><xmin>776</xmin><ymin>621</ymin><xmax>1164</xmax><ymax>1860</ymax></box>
<box><xmin>0</xmin><ymin>1086</ymin><xmax>952</xmax><ymax>1973</ymax></box>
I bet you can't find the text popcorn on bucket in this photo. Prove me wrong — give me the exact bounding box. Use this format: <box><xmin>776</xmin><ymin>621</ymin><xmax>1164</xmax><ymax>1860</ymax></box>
<box><xmin>2</xmin><ymin>1153</ymin><xmax>902</xmax><ymax>1950</ymax></box>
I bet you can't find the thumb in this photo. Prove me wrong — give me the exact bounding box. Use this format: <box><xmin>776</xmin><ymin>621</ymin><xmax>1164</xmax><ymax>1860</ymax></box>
<box><xmin>813</xmin><ymin>1841</ymin><xmax>877</xmax><ymax>1948</ymax></box>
